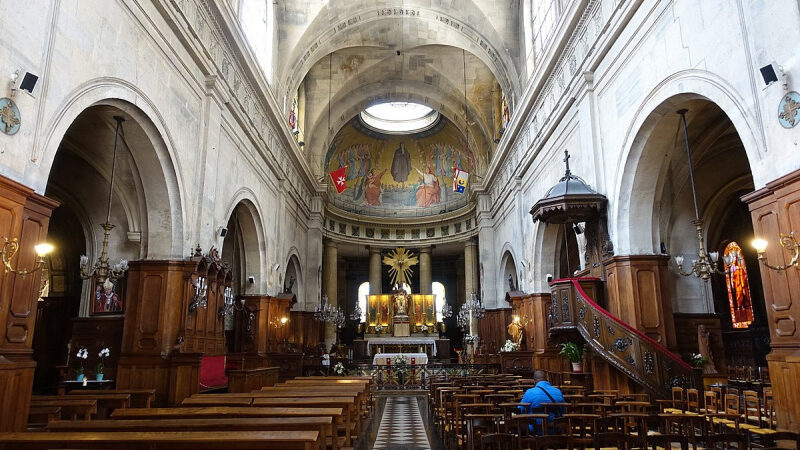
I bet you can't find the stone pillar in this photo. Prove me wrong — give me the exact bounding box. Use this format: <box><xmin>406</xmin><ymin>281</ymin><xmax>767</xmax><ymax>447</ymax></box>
<box><xmin>419</xmin><ymin>246</ymin><xmax>432</xmax><ymax>295</ymax></box>
<box><xmin>368</xmin><ymin>246</ymin><xmax>381</xmax><ymax>296</ymax></box>
<box><xmin>0</xmin><ymin>176</ymin><xmax>58</xmax><ymax>431</ymax></box>
<box><xmin>323</xmin><ymin>240</ymin><xmax>338</xmax><ymax>347</ymax></box>
<box><xmin>464</xmin><ymin>239</ymin><xmax>479</xmax><ymax>336</ymax></box>
<box><xmin>743</xmin><ymin>169</ymin><xmax>800</xmax><ymax>432</ymax></box>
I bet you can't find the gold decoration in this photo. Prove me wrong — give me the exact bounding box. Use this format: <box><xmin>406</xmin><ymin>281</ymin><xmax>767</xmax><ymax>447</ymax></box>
<box><xmin>382</xmin><ymin>247</ymin><xmax>419</xmax><ymax>287</ymax></box>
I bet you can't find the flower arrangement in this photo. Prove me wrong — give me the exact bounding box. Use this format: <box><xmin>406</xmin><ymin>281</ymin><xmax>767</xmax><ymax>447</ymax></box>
<box><xmin>393</xmin><ymin>354</ymin><xmax>410</xmax><ymax>365</ymax></box>
<box><xmin>75</xmin><ymin>347</ymin><xmax>88</xmax><ymax>378</ymax></box>
<box><xmin>374</xmin><ymin>324</ymin><xmax>384</xmax><ymax>334</ymax></box>
<box><xmin>420</xmin><ymin>324</ymin><xmax>429</xmax><ymax>334</ymax></box>
<box><xmin>333</xmin><ymin>362</ymin><xmax>347</xmax><ymax>375</ymax></box>
<box><xmin>688</xmin><ymin>353</ymin><xmax>708</xmax><ymax>368</ymax></box>
<box><xmin>501</xmin><ymin>339</ymin><xmax>519</xmax><ymax>352</ymax></box>
<box><xmin>463</xmin><ymin>334</ymin><xmax>479</xmax><ymax>344</ymax></box>
<box><xmin>96</xmin><ymin>347</ymin><xmax>110</xmax><ymax>375</ymax></box>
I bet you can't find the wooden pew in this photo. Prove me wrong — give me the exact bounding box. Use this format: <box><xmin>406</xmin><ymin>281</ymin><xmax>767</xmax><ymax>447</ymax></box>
<box><xmin>47</xmin><ymin>417</ymin><xmax>333</xmax><ymax>450</ymax></box>
<box><xmin>28</xmin><ymin>399</ymin><xmax>97</xmax><ymax>421</ymax></box>
<box><xmin>27</xmin><ymin>407</ymin><xmax>61</xmax><ymax>427</ymax></box>
<box><xmin>69</xmin><ymin>389</ymin><xmax>155</xmax><ymax>408</ymax></box>
<box><xmin>110</xmin><ymin>406</ymin><xmax>342</xmax><ymax>420</ymax></box>
<box><xmin>180</xmin><ymin>396</ymin><xmax>253</xmax><ymax>406</ymax></box>
<box><xmin>0</xmin><ymin>430</ymin><xmax>319</xmax><ymax>450</ymax></box>
<box><xmin>250</xmin><ymin>397</ymin><xmax>357</xmax><ymax>445</ymax></box>
<box><xmin>34</xmin><ymin>393</ymin><xmax>131</xmax><ymax>414</ymax></box>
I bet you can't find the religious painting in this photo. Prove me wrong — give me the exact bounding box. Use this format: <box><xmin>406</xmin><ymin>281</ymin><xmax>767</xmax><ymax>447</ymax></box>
<box><xmin>91</xmin><ymin>278</ymin><xmax>125</xmax><ymax>315</ymax></box>
<box><xmin>289</xmin><ymin>96</ymin><xmax>298</xmax><ymax>133</ymax></box>
<box><xmin>324</xmin><ymin>116</ymin><xmax>483</xmax><ymax>215</ymax></box>
<box><xmin>501</xmin><ymin>92</ymin><xmax>510</xmax><ymax>131</ymax></box>
<box><xmin>722</xmin><ymin>242</ymin><xmax>754</xmax><ymax>328</ymax></box>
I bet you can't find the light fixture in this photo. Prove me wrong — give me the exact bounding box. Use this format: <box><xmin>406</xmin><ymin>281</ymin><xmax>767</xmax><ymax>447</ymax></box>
<box><xmin>188</xmin><ymin>276</ymin><xmax>208</xmax><ymax>312</ymax></box>
<box><xmin>79</xmin><ymin>116</ymin><xmax>130</xmax><ymax>288</ymax></box>
<box><xmin>350</xmin><ymin>302</ymin><xmax>363</xmax><ymax>321</ymax></box>
<box><xmin>439</xmin><ymin>303</ymin><xmax>453</xmax><ymax>319</ymax></box>
<box><xmin>672</xmin><ymin>109</ymin><xmax>723</xmax><ymax>281</ymax></box>
<box><xmin>752</xmin><ymin>234</ymin><xmax>800</xmax><ymax>272</ymax></box>
<box><xmin>0</xmin><ymin>238</ymin><xmax>53</xmax><ymax>275</ymax></box>
<box><xmin>457</xmin><ymin>291</ymin><xmax>485</xmax><ymax>331</ymax></box>
<box><xmin>314</xmin><ymin>294</ymin><xmax>345</xmax><ymax>328</ymax></box>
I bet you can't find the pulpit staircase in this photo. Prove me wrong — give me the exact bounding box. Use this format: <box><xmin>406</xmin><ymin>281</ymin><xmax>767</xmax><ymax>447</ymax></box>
<box><xmin>549</xmin><ymin>278</ymin><xmax>700</xmax><ymax>398</ymax></box>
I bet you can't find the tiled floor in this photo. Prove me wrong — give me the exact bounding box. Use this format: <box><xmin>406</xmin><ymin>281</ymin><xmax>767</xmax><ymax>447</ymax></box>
<box><xmin>372</xmin><ymin>396</ymin><xmax>431</xmax><ymax>449</ymax></box>
<box><xmin>357</xmin><ymin>394</ymin><xmax>444</xmax><ymax>450</ymax></box>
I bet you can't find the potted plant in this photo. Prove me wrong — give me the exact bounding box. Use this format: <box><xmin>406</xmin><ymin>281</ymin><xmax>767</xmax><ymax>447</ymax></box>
<box><xmin>688</xmin><ymin>352</ymin><xmax>708</xmax><ymax>368</ymax></box>
<box><xmin>559</xmin><ymin>342</ymin><xmax>587</xmax><ymax>372</ymax></box>
<box><xmin>96</xmin><ymin>347</ymin><xmax>110</xmax><ymax>380</ymax></box>
<box><xmin>75</xmin><ymin>347</ymin><xmax>88</xmax><ymax>381</ymax></box>
<box><xmin>501</xmin><ymin>339</ymin><xmax>520</xmax><ymax>352</ymax></box>
<box><xmin>333</xmin><ymin>362</ymin><xmax>347</xmax><ymax>375</ymax></box>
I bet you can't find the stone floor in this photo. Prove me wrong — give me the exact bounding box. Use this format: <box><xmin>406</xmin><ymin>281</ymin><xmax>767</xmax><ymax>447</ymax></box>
<box><xmin>356</xmin><ymin>394</ymin><xmax>445</xmax><ymax>450</ymax></box>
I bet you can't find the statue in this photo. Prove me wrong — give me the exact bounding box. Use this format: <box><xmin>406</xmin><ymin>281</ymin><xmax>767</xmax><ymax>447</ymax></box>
<box><xmin>697</xmin><ymin>324</ymin><xmax>718</xmax><ymax>374</ymax></box>
<box><xmin>508</xmin><ymin>274</ymin><xmax>516</xmax><ymax>292</ymax></box>
<box><xmin>507</xmin><ymin>316</ymin><xmax>524</xmax><ymax>347</ymax></box>
<box><xmin>393</xmin><ymin>289</ymin><xmax>408</xmax><ymax>316</ymax></box>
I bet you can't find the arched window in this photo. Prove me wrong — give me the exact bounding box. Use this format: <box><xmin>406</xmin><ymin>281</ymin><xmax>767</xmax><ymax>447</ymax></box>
<box><xmin>432</xmin><ymin>282</ymin><xmax>446</xmax><ymax>322</ymax></box>
<box><xmin>240</xmin><ymin>0</ymin><xmax>273</xmax><ymax>83</ymax></box>
<box><xmin>357</xmin><ymin>282</ymin><xmax>369</xmax><ymax>323</ymax></box>
<box><xmin>722</xmin><ymin>242</ymin><xmax>754</xmax><ymax>328</ymax></box>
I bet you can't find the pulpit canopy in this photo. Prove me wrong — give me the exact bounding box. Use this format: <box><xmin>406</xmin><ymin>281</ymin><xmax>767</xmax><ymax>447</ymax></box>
<box><xmin>530</xmin><ymin>150</ymin><xmax>607</xmax><ymax>224</ymax></box>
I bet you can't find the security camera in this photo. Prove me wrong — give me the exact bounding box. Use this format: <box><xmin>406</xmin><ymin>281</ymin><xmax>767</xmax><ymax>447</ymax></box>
<box><xmin>573</xmin><ymin>223</ymin><xmax>584</xmax><ymax>235</ymax></box>
<box><xmin>273</xmin><ymin>263</ymin><xmax>280</xmax><ymax>272</ymax></box>
<box><xmin>546</xmin><ymin>274</ymin><xmax>554</xmax><ymax>283</ymax></box>
<box><xmin>247</xmin><ymin>276</ymin><xmax>255</xmax><ymax>284</ymax></box>
<box><xmin>218</xmin><ymin>227</ymin><xmax>228</xmax><ymax>238</ymax></box>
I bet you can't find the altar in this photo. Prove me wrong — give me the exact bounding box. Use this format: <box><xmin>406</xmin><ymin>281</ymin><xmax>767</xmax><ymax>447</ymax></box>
<box><xmin>372</xmin><ymin>353</ymin><xmax>428</xmax><ymax>365</ymax></box>
<box><xmin>367</xmin><ymin>337</ymin><xmax>438</xmax><ymax>356</ymax></box>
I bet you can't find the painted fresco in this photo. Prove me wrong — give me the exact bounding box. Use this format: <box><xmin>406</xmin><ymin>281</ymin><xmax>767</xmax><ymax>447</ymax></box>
<box><xmin>325</xmin><ymin>117</ymin><xmax>482</xmax><ymax>213</ymax></box>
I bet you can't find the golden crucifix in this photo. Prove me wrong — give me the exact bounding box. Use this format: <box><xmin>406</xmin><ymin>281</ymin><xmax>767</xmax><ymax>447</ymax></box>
<box><xmin>382</xmin><ymin>247</ymin><xmax>419</xmax><ymax>288</ymax></box>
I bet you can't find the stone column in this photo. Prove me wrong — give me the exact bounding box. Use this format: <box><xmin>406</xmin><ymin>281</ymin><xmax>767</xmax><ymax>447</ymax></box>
<box><xmin>323</xmin><ymin>240</ymin><xmax>338</xmax><ymax>347</ymax></box>
<box><xmin>368</xmin><ymin>246</ymin><xmax>381</xmax><ymax>295</ymax></box>
<box><xmin>419</xmin><ymin>246</ymin><xmax>432</xmax><ymax>295</ymax></box>
<box><xmin>464</xmin><ymin>239</ymin><xmax>479</xmax><ymax>336</ymax></box>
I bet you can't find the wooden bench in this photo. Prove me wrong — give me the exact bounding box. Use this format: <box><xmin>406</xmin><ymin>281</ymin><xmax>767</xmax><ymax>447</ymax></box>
<box><xmin>34</xmin><ymin>393</ymin><xmax>131</xmax><ymax>415</ymax></box>
<box><xmin>28</xmin><ymin>399</ymin><xmax>97</xmax><ymax>421</ymax></box>
<box><xmin>27</xmin><ymin>407</ymin><xmax>61</xmax><ymax>427</ymax></box>
<box><xmin>180</xmin><ymin>396</ymin><xmax>253</xmax><ymax>406</ymax></box>
<box><xmin>69</xmin><ymin>389</ymin><xmax>155</xmax><ymax>408</ymax></box>
<box><xmin>250</xmin><ymin>397</ymin><xmax>357</xmax><ymax>445</ymax></box>
<box><xmin>46</xmin><ymin>417</ymin><xmax>333</xmax><ymax>450</ymax></box>
<box><xmin>0</xmin><ymin>430</ymin><xmax>319</xmax><ymax>450</ymax></box>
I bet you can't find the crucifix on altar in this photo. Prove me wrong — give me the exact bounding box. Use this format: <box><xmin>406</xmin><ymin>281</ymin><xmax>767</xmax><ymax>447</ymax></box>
<box><xmin>364</xmin><ymin>248</ymin><xmax>437</xmax><ymax>338</ymax></box>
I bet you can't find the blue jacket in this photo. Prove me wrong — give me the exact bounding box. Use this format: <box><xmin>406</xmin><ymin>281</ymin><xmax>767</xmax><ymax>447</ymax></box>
<box><xmin>519</xmin><ymin>381</ymin><xmax>565</xmax><ymax>418</ymax></box>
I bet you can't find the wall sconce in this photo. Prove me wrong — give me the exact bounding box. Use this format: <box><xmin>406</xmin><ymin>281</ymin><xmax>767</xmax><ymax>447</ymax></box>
<box><xmin>271</xmin><ymin>316</ymin><xmax>289</xmax><ymax>328</ymax></box>
<box><xmin>188</xmin><ymin>276</ymin><xmax>208</xmax><ymax>312</ymax></box>
<box><xmin>753</xmin><ymin>234</ymin><xmax>800</xmax><ymax>272</ymax></box>
<box><xmin>0</xmin><ymin>238</ymin><xmax>53</xmax><ymax>276</ymax></box>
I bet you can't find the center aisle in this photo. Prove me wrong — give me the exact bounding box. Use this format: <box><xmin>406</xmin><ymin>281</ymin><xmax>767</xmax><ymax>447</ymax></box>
<box><xmin>372</xmin><ymin>396</ymin><xmax>432</xmax><ymax>450</ymax></box>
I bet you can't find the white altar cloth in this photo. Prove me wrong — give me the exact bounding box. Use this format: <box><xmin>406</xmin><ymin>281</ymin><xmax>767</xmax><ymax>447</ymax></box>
<box><xmin>372</xmin><ymin>353</ymin><xmax>428</xmax><ymax>365</ymax></box>
<box><xmin>367</xmin><ymin>337</ymin><xmax>437</xmax><ymax>356</ymax></box>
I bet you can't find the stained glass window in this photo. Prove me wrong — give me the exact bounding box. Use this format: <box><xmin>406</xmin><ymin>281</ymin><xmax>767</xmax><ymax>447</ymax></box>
<box><xmin>432</xmin><ymin>282</ymin><xmax>446</xmax><ymax>322</ymax></box>
<box><xmin>357</xmin><ymin>282</ymin><xmax>369</xmax><ymax>323</ymax></box>
<box><xmin>722</xmin><ymin>242</ymin><xmax>754</xmax><ymax>328</ymax></box>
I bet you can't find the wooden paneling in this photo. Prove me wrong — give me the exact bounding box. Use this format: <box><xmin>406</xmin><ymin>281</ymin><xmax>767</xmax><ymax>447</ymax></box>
<box><xmin>742</xmin><ymin>168</ymin><xmax>800</xmax><ymax>432</ymax></box>
<box><xmin>673</xmin><ymin>313</ymin><xmax>726</xmax><ymax>373</ymax></box>
<box><xmin>289</xmin><ymin>311</ymin><xmax>323</xmax><ymax>352</ymax></box>
<box><xmin>477</xmin><ymin>308</ymin><xmax>512</xmax><ymax>353</ymax></box>
<box><xmin>66</xmin><ymin>317</ymin><xmax>124</xmax><ymax>381</ymax></box>
<box><xmin>603</xmin><ymin>256</ymin><xmax>676</xmax><ymax>348</ymax></box>
<box><xmin>0</xmin><ymin>176</ymin><xmax>58</xmax><ymax>431</ymax></box>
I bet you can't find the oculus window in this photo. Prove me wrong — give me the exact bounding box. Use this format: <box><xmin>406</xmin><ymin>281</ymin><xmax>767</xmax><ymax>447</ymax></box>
<box><xmin>360</xmin><ymin>102</ymin><xmax>439</xmax><ymax>134</ymax></box>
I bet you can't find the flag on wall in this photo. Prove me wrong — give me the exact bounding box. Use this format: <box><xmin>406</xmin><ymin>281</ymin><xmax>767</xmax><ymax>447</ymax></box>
<box><xmin>453</xmin><ymin>167</ymin><xmax>469</xmax><ymax>193</ymax></box>
<box><xmin>330</xmin><ymin>166</ymin><xmax>348</xmax><ymax>193</ymax></box>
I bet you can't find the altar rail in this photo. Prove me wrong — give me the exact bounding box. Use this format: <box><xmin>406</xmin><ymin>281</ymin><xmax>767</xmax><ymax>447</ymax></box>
<box><xmin>302</xmin><ymin>364</ymin><xmax>501</xmax><ymax>390</ymax></box>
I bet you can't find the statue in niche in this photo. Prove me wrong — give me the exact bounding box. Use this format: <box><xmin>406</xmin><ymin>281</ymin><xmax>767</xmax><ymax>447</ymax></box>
<box><xmin>390</xmin><ymin>142</ymin><xmax>412</xmax><ymax>183</ymax></box>
<box><xmin>284</xmin><ymin>275</ymin><xmax>295</xmax><ymax>293</ymax></box>
<box><xmin>393</xmin><ymin>290</ymin><xmax>408</xmax><ymax>316</ymax></box>
<box><xmin>697</xmin><ymin>324</ymin><xmax>718</xmax><ymax>374</ymax></box>
<box><xmin>508</xmin><ymin>274</ymin><xmax>516</xmax><ymax>292</ymax></box>
<box><xmin>507</xmin><ymin>316</ymin><xmax>524</xmax><ymax>347</ymax></box>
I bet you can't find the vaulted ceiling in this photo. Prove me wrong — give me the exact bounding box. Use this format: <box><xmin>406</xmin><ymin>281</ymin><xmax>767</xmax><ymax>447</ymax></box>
<box><xmin>272</xmin><ymin>0</ymin><xmax>523</xmax><ymax>175</ymax></box>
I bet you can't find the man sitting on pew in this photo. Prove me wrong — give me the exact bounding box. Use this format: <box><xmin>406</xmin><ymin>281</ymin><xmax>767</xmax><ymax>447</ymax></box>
<box><xmin>518</xmin><ymin>370</ymin><xmax>565</xmax><ymax>433</ymax></box>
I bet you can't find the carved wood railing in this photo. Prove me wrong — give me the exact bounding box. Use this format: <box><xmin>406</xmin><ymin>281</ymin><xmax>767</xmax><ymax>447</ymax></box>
<box><xmin>549</xmin><ymin>278</ymin><xmax>699</xmax><ymax>398</ymax></box>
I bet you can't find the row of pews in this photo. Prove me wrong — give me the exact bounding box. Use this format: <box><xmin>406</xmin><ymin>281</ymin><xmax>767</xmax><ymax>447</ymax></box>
<box><xmin>0</xmin><ymin>376</ymin><xmax>373</xmax><ymax>450</ymax></box>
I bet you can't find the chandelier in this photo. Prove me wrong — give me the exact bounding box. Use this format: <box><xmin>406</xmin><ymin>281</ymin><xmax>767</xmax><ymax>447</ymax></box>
<box><xmin>440</xmin><ymin>303</ymin><xmax>453</xmax><ymax>320</ymax></box>
<box><xmin>457</xmin><ymin>292</ymin><xmax>485</xmax><ymax>330</ymax></box>
<box><xmin>350</xmin><ymin>302</ymin><xmax>363</xmax><ymax>322</ymax></box>
<box><xmin>315</xmin><ymin>294</ymin><xmax>346</xmax><ymax>328</ymax></box>
<box><xmin>188</xmin><ymin>276</ymin><xmax>208</xmax><ymax>312</ymax></box>
<box><xmin>672</xmin><ymin>109</ymin><xmax>723</xmax><ymax>281</ymax></box>
<box><xmin>79</xmin><ymin>116</ymin><xmax>130</xmax><ymax>286</ymax></box>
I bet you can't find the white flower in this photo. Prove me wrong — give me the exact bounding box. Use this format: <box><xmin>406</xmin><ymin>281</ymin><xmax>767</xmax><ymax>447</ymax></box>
<box><xmin>98</xmin><ymin>348</ymin><xmax>110</xmax><ymax>358</ymax></box>
<box><xmin>76</xmin><ymin>348</ymin><xmax>88</xmax><ymax>359</ymax></box>
<box><xmin>421</xmin><ymin>325</ymin><xmax>428</xmax><ymax>332</ymax></box>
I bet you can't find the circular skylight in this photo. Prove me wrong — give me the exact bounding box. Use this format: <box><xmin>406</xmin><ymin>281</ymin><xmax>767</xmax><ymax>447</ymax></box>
<box><xmin>360</xmin><ymin>102</ymin><xmax>439</xmax><ymax>134</ymax></box>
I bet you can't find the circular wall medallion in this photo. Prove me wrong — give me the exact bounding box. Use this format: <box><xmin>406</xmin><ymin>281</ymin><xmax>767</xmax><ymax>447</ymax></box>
<box><xmin>0</xmin><ymin>97</ymin><xmax>21</xmax><ymax>135</ymax></box>
<box><xmin>778</xmin><ymin>91</ymin><xmax>800</xmax><ymax>129</ymax></box>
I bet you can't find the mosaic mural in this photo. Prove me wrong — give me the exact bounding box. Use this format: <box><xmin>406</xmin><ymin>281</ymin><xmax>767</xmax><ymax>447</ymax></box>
<box><xmin>324</xmin><ymin>116</ymin><xmax>483</xmax><ymax>214</ymax></box>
